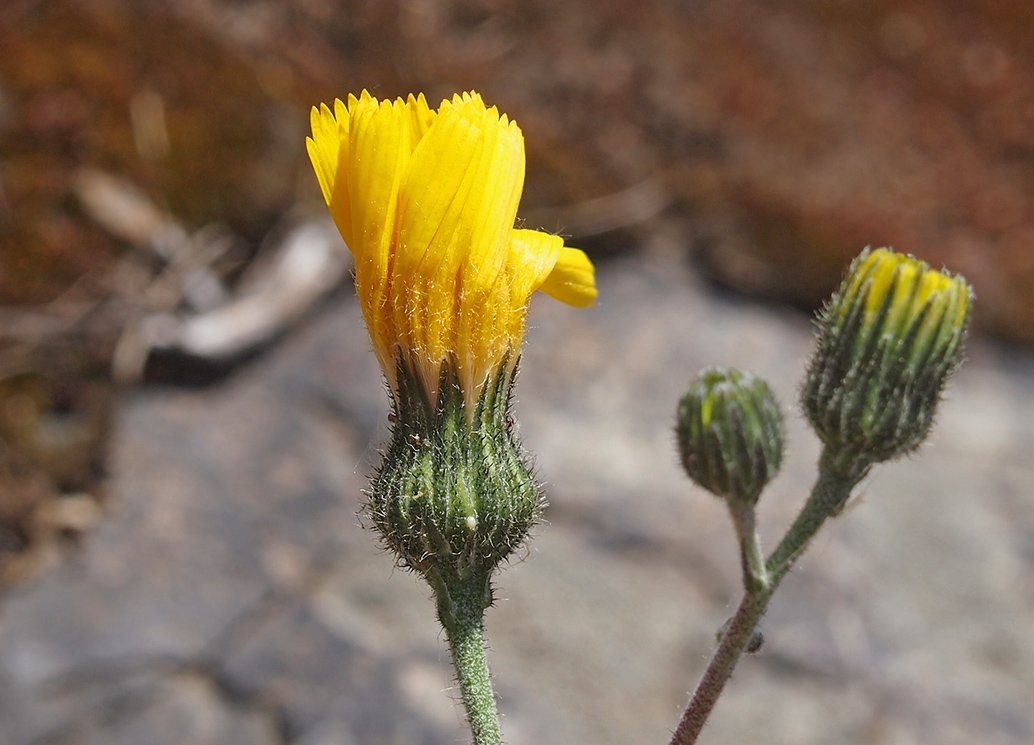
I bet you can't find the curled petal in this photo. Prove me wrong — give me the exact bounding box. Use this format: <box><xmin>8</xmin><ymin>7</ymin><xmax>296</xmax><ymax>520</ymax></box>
<box><xmin>538</xmin><ymin>246</ymin><xmax>598</xmax><ymax>308</ymax></box>
<box><xmin>508</xmin><ymin>229</ymin><xmax>564</xmax><ymax>303</ymax></box>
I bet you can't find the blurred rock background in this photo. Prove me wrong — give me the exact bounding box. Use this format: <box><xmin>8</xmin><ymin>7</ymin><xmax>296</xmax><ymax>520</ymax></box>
<box><xmin>0</xmin><ymin>1</ymin><xmax>1032</xmax><ymax>743</ymax></box>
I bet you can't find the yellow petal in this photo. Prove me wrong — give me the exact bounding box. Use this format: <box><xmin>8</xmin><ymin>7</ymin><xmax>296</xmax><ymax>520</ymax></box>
<box><xmin>306</xmin><ymin>103</ymin><xmax>337</xmax><ymax>205</ymax></box>
<box><xmin>346</xmin><ymin>96</ymin><xmax>412</xmax><ymax>369</ymax></box>
<box><xmin>406</xmin><ymin>92</ymin><xmax>436</xmax><ymax>148</ymax></box>
<box><xmin>347</xmin><ymin>97</ymin><xmax>409</xmax><ymax>260</ymax></box>
<box><xmin>306</xmin><ymin>101</ymin><xmax>352</xmax><ymax>240</ymax></box>
<box><xmin>508</xmin><ymin>229</ymin><xmax>564</xmax><ymax>303</ymax></box>
<box><xmin>460</xmin><ymin>110</ymin><xmax>525</xmax><ymax>297</ymax></box>
<box><xmin>394</xmin><ymin>98</ymin><xmax>485</xmax><ymax>365</ymax></box>
<box><xmin>492</xmin><ymin>229</ymin><xmax>566</xmax><ymax>388</ymax></box>
<box><xmin>393</xmin><ymin>96</ymin><xmax>526</xmax><ymax>382</ymax></box>
<box><xmin>538</xmin><ymin>246</ymin><xmax>598</xmax><ymax>307</ymax></box>
<box><xmin>395</xmin><ymin>99</ymin><xmax>483</xmax><ymax>282</ymax></box>
<box><xmin>452</xmin><ymin>104</ymin><xmax>525</xmax><ymax>393</ymax></box>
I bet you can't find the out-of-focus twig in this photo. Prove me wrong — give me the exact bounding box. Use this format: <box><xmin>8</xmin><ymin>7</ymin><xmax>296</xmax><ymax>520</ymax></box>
<box><xmin>111</xmin><ymin>221</ymin><xmax>347</xmax><ymax>382</ymax></box>
<box><xmin>71</xmin><ymin>167</ymin><xmax>350</xmax><ymax>383</ymax></box>
<box><xmin>74</xmin><ymin>168</ymin><xmax>185</xmax><ymax>259</ymax></box>
<box><xmin>74</xmin><ymin>167</ymin><xmax>229</xmax><ymax>312</ymax></box>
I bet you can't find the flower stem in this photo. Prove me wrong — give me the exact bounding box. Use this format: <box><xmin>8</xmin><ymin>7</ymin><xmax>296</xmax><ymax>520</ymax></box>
<box><xmin>668</xmin><ymin>590</ymin><xmax>770</xmax><ymax>745</ymax></box>
<box><xmin>728</xmin><ymin>504</ymin><xmax>769</xmax><ymax>595</ymax></box>
<box><xmin>434</xmin><ymin>571</ymin><xmax>503</xmax><ymax>745</ymax></box>
<box><xmin>765</xmin><ymin>449</ymin><xmax>868</xmax><ymax>584</ymax></box>
<box><xmin>669</xmin><ymin>448</ymin><xmax>865</xmax><ymax>745</ymax></box>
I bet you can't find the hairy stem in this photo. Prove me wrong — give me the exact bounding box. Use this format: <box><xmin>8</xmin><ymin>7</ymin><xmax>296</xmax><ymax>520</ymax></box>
<box><xmin>729</xmin><ymin>503</ymin><xmax>769</xmax><ymax>595</ymax></box>
<box><xmin>669</xmin><ymin>448</ymin><xmax>864</xmax><ymax>745</ymax></box>
<box><xmin>669</xmin><ymin>591</ymin><xmax>770</xmax><ymax>745</ymax></box>
<box><xmin>766</xmin><ymin>449</ymin><xmax>866</xmax><ymax>583</ymax></box>
<box><xmin>435</xmin><ymin>572</ymin><xmax>502</xmax><ymax>745</ymax></box>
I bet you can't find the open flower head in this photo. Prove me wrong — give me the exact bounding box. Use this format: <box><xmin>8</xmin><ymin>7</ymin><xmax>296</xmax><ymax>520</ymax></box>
<box><xmin>307</xmin><ymin>91</ymin><xmax>596</xmax><ymax>408</ymax></box>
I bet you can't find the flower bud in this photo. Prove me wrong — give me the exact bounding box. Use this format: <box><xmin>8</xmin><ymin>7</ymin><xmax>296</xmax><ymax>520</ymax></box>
<box><xmin>369</xmin><ymin>361</ymin><xmax>541</xmax><ymax>583</ymax></box>
<box><xmin>676</xmin><ymin>368</ymin><xmax>785</xmax><ymax>506</ymax></box>
<box><xmin>802</xmin><ymin>247</ymin><xmax>972</xmax><ymax>463</ymax></box>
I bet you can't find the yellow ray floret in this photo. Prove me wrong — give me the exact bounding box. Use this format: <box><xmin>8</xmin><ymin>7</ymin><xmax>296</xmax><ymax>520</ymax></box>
<box><xmin>846</xmin><ymin>248</ymin><xmax>969</xmax><ymax>328</ymax></box>
<box><xmin>307</xmin><ymin>90</ymin><xmax>598</xmax><ymax>406</ymax></box>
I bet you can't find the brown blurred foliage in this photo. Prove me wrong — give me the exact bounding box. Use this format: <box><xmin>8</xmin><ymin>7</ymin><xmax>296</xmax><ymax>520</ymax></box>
<box><xmin>4</xmin><ymin>0</ymin><xmax>1034</xmax><ymax>333</ymax></box>
<box><xmin>1</xmin><ymin>0</ymin><xmax>1033</xmax><ymax>581</ymax></box>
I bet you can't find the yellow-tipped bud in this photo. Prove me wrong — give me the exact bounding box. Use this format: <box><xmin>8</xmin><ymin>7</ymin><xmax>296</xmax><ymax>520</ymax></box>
<box><xmin>802</xmin><ymin>247</ymin><xmax>972</xmax><ymax>464</ymax></box>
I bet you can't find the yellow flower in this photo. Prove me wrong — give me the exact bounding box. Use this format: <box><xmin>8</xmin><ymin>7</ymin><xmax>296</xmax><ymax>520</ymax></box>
<box><xmin>307</xmin><ymin>90</ymin><xmax>596</xmax><ymax>407</ymax></box>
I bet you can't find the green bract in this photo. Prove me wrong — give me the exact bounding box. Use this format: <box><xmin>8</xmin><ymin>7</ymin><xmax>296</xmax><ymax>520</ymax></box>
<box><xmin>369</xmin><ymin>358</ymin><xmax>541</xmax><ymax>586</ymax></box>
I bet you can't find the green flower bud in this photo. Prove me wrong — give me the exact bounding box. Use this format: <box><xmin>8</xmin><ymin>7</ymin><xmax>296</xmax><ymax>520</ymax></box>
<box><xmin>676</xmin><ymin>368</ymin><xmax>785</xmax><ymax>506</ymax></box>
<box><xmin>368</xmin><ymin>358</ymin><xmax>541</xmax><ymax>585</ymax></box>
<box><xmin>802</xmin><ymin>247</ymin><xmax>972</xmax><ymax>464</ymax></box>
